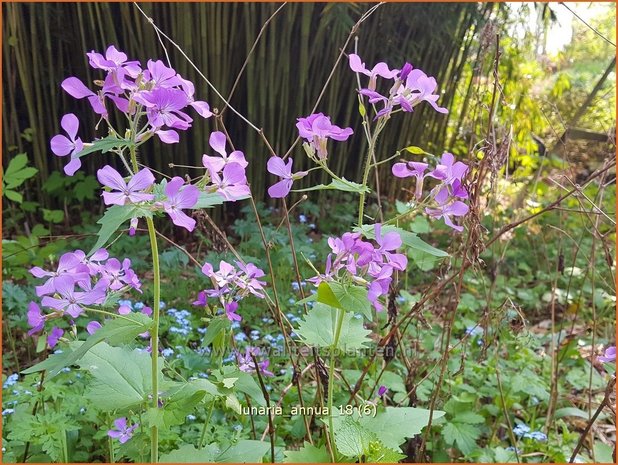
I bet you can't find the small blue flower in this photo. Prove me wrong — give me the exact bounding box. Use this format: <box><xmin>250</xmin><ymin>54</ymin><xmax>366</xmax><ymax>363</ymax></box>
<box><xmin>134</xmin><ymin>301</ymin><xmax>145</xmax><ymax>310</ymax></box>
<box><xmin>159</xmin><ymin>301</ymin><xmax>166</xmax><ymax>309</ymax></box>
<box><xmin>161</xmin><ymin>348</ymin><xmax>174</xmax><ymax>357</ymax></box>
<box><xmin>235</xmin><ymin>333</ymin><xmax>247</xmax><ymax>342</ymax></box>
<box><xmin>79</xmin><ymin>407</ymin><xmax>86</xmax><ymax>414</ymax></box>
<box><xmin>506</xmin><ymin>447</ymin><xmax>522</xmax><ymax>454</ymax></box>
<box><xmin>524</xmin><ymin>431</ymin><xmax>547</xmax><ymax>442</ymax></box>
<box><xmin>3</xmin><ymin>374</ymin><xmax>18</xmax><ymax>388</ymax></box>
<box><xmin>2</xmin><ymin>408</ymin><xmax>15</xmax><ymax>416</ymax></box>
<box><xmin>309</xmin><ymin>223</ymin><xmax>316</xmax><ymax>229</ymax></box>
<box><xmin>231</xmin><ymin>322</ymin><xmax>241</xmax><ymax>330</ymax></box>
<box><xmin>513</xmin><ymin>424</ymin><xmax>530</xmax><ymax>437</ymax></box>
<box><xmin>197</xmin><ymin>327</ymin><xmax>207</xmax><ymax>334</ymax></box>
<box><xmin>299</xmin><ymin>214</ymin><xmax>307</xmax><ymax>223</ymax></box>
<box><xmin>186</xmin><ymin>414</ymin><xmax>197</xmax><ymax>421</ymax></box>
<box><xmin>288</xmin><ymin>298</ymin><xmax>295</xmax><ymax>304</ymax></box>
<box><xmin>233</xmin><ymin>424</ymin><xmax>242</xmax><ymax>432</ymax></box>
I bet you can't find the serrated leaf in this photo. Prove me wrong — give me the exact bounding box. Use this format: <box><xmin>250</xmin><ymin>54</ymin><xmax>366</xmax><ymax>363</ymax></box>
<box><xmin>293</xmin><ymin>178</ymin><xmax>370</xmax><ymax>194</ymax></box>
<box><xmin>360</xmin><ymin>406</ymin><xmax>445</xmax><ymax>450</ymax></box>
<box><xmin>161</xmin><ymin>379</ymin><xmax>218</xmax><ymax>427</ymax></box>
<box><xmin>284</xmin><ymin>442</ymin><xmax>331</xmax><ymax>463</ymax></box>
<box><xmin>356</xmin><ymin>224</ymin><xmax>448</xmax><ymax>257</ymax></box>
<box><xmin>90</xmin><ymin>204</ymin><xmax>153</xmax><ymax>254</ymax></box>
<box><xmin>442</xmin><ymin>422</ymin><xmax>481</xmax><ymax>455</ymax></box>
<box><xmin>296</xmin><ymin>303</ymin><xmax>371</xmax><ymax>350</ymax></box>
<box><xmin>366</xmin><ymin>442</ymin><xmax>406</xmax><ymax>463</ymax></box>
<box><xmin>332</xmin><ymin>415</ymin><xmax>377</xmax><ymax>458</ymax></box>
<box><xmin>79</xmin><ymin>342</ymin><xmax>161</xmax><ymax>411</ymax></box>
<box><xmin>22</xmin><ymin>313</ymin><xmax>152</xmax><ymax>378</ymax></box>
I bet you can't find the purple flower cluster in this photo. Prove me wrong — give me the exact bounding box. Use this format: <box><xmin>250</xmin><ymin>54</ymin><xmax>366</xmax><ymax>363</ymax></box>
<box><xmin>194</xmin><ymin>260</ymin><xmax>267</xmax><ymax>322</ymax></box>
<box><xmin>393</xmin><ymin>152</ymin><xmax>470</xmax><ymax>232</ymax></box>
<box><xmin>202</xmin><ymin>131</ymin><xmax>250</xmax><ymax>201</ymax></box>
<box><xmin>296</xmin><ymin>113</ymin><xmax>353</xmax><ymax>161</ymax></box>
<box><xmin>349</xmin><ymin>53</ymin><xmax>447</xmax><ymax>119</ymax></box>
<box><xmin>51</xmin><ymin>45</ymin><xmax>212</xmax><ymax>175</ymax></box>
<box><xmin>237</xmin><ymin>347</ymin><xmax>274</xmax><ymax>377</ymax></box>
<box><xmin>309</xmin><ymin>223</ymin><xmax>407</xmax><ymax>312</ymax></box>
<box><xmin>27</xmin><ymin>248</ymin><xmax>142</xmax><ymax>343</ymax></box>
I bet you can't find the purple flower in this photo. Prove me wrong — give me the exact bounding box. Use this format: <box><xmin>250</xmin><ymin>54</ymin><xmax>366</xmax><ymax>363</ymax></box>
<box><xmin>107</xmin><ymin>417</ymin><xmax>138</xmax><ymax>444</ymax></box>
<box><xmin>234</xmin><ymin>261</ymin><xmax>267</xmax><ymax>299</ymax></box>
<box><xmin>377</xmin><ymin>385</ymin><xmax>388</xmax><ymax>397</ymax></box>
<box><xmin>162</xmin><ymin>177</ymin><xmax>199</xmax><ymax>231</ymax></box>
<box><xmin>87</xmin><ymin>45</ymin><xmax>141</xmax><ymax>77</ymax></box>
<box><xmin>425</xmin><ymin>200</ymin><xmax>469</xmax><ymax>232</ymax></box>
<box><xmin>210</xmin><ymin>163</ymin><xmax>250</xmax><ymax>201</ymax></box>
<box><xmin>30</xmin><ymin>252</ymin><xmax>90</xmax><ymax>297</ymax></box>
<box><xmin>144</xmin><ymin>60</ymin><xmax>182</xmax><ymax>89</ymax></box>
<box><xmin>47</xmin><ymin>327</ymin><xmax>64</xmax><ymax>348</ymax></box>
<box><xmin>202</xmin><ymin>260</ymin><xmax>238</xmax><ymax>290</ymax></box>
<box><xmin>225</xmin><ymin>301</ymin><xmax>242</xmax><ymax>322</ymax></box>
<box><xmin>134</xmin><ymin>87</ymin><xmax>192</xmax><ymax>131</ymax></box>
<box><xmin>392</xmin><ymin>69</ymin><xmax>448</xmax><ymax>114</ymax></box>
<box><xmin>97</xmin><ymin>165</ymin><xmax>155</xmax><ymax>206</ymax></box>
<box><xmin>100</xmin><ymin>258</ymin><xmax>141</xmax><ymax>292</ymax></box>
<box><xmin>61</xmin><ymin>77</ymin><xmax>107</xmax><ymax>116</ymax></box>
<box><xmin>348</xmin><ymin>54</ymin><xmax>398</xmax><ymax>90</ymax></box>
<box><xmin>599</xmin><ymin>346</ymin><xmax>616</xmax><ymax>363</ymax></box>
<box><xmin>296</xmin><ymin>113</ymin><xmax>353</xmax><ymax>160</ymax></box>
<box><xmin>237</xmin><ymin>347</ymin><xmax>274</xmax><ymax>377</ymax></box>
<box><xmin>86</xmin><ymin>321</ymin><xmax>102</xmax><ymax>335</ymax></box>
<box><xmin>41</xmin><ymin>276</ymin><xmax>107</xmax><ymax>318</ymax></box>
<box><xmin>266</xmin><ymin>156</ymin><xmax>308</xmax><ymax>198</ymax></box>
<box><xmin>27</xmin><ymin>302</ymin><xmax>45</xmax><ymax>335</ymax></box>
<box><xmin>193</xmin><ymin>291</ymin><xmax>208</xmax><ymax>307</ymax></box>
<box><xmin>427</xmin><ymin>153</ymin><xmax>468</xmax><ymax>185</ymax></box>
<box><xmin>202</xmin><ymin>131</ymin><xmax>248</xmax><ymax>173</ymax></box>
<box><xmin>72</xmin><ymin>248</ymin><xmax>110</xmax><ymax>275</ymax></box>
<box><xmin>392</xmin><ymin>161</ymin><xmax>428</xmax><ymax>199</ymax></box>
<box><xmin>50</xmin><ymin>113</ymin><xmax>84</xmax><ymax>176</ymax></box>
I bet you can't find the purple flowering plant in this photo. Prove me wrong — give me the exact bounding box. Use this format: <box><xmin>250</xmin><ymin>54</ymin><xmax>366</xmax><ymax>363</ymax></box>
<box><xmin>24</xmin><ymin>38</ymin><xmax>473</xmax><ymax>463</ymax></box>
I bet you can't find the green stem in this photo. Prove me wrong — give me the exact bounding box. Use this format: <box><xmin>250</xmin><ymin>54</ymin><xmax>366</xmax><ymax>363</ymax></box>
<box><xmin>146</xmin><ymin>215</ymin><xmax>161</xmax><ymax>463</ymax></box>
<box><xmin>198</xmin><ymin>401</ymin><xmax>216</xmax><ymax>449</ymax></box>
<box><xmin>128</xmin><ymin>146</ymin><xmax>160</xmax><ymax>463</ymax></box>
<box><xmin>327</xmin><ymin>307</ymin><xmax>346</xmax><ymax>460</ymax></box>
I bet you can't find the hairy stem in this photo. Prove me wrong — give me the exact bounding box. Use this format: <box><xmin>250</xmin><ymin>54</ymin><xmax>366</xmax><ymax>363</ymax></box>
<box><xmin>327</xmin><ymin>307</ymin><xmax>346</xmax><ymax>460</ymax></box>
<box><xmin>129</xmin><ymin>146</ymin><xmax>160</xmax><ymax>463</ymax></box>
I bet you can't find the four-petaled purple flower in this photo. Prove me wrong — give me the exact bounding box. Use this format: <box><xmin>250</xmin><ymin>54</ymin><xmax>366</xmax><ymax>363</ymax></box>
<box><xmin>107</xmin><ymin>417</ymin><xmax>138</xmax><ymax>444</ymax></box>
<box><xmin>266</xmin><ymin>156</ymin><xmax>308</xmax><ymax>198</ymax></box>
<box><xmin>41</xmin><ymin>276</ymin><xmax>107</xmax><ymax>318</ymax></box>
<box><xmin>97</xmin><ymin>165</ymin><xmax>155</xmax><ymax>206</ymax></box>
<box><xmin>210</xmin><ymin>163</ymin><xmax>251</xmax><ymax>201</ymax></box>
<box><xmin>296</xmin><ymin>113</ymin><xmax>353</xmax><ymax>160</ymax></box>
<box><xmin>392</xmin><ymin>161</ymin><xmax>428</xmax><ymax>200</ymax></box>
<box><xmin>50</xmin><ymin>113</ymin><xmax>84</xmax><ymax>176</ymax></box>
<box><xmin>162</xmin><ymin>177</ymin><xmax>199</xmax><ymax>231</ymax></box>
